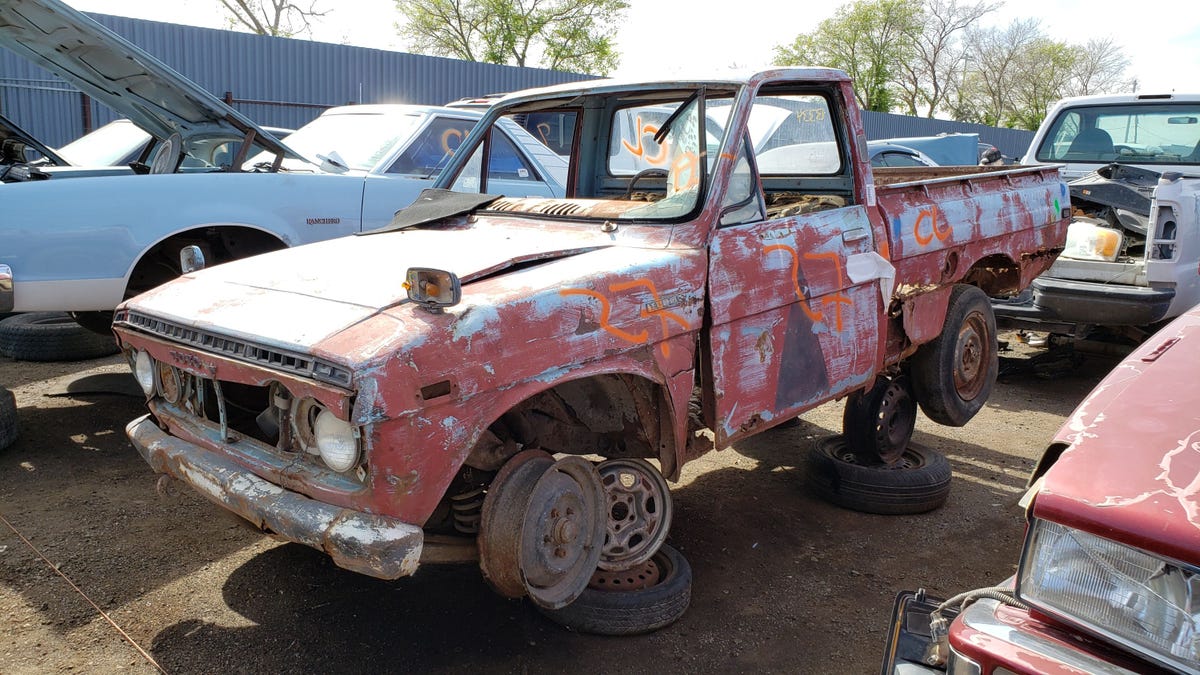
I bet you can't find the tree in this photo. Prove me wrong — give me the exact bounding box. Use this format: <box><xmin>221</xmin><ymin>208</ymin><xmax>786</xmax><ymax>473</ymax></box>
<box><xmin>219</xmin><ymin>0</ymin><xmax>329</xmax><ymax>37</ymax></box>
<box><xmin>395</xmin><ymin>0</ymin><xmax>629</xmax><ymax>75</ymax></box>
<box><xmin>773</xmin><ymin>0</ymin><xmax>922</xmax><ymax>112</ymax></box>
<box><xmin>1071</xmin><ymin>37</ymin><xmax>1132</xmax><ymax>96</ymax></box>
<box><xmin>895</xmin><ymin>0</ymin><xmax>1001</xmax><ymax>117</ymax></box>
<box><xmin>949</xmin><ymin>18</ymin><xmax>1041</xmax><ymax>126</ymax></box>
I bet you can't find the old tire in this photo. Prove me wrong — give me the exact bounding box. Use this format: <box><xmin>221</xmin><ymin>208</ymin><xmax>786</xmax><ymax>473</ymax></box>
<box><xmin>842</xmin><ymin>375</ymin><xmax>917</xmax><ymax>464</ymax></box>
<box><xmin>805</xmin><ymin>436</ymin><xmax>951</xmax><ymax>515</ymax></box>
<box><xmin>0</xmin><ymin>388</ymin><xmax>17</xmax><ymax>451</ymax></box>
<box><xmin>539</xmin><ymin>544</ymin><xmax>691</xmax><ymax>635</ymax></box>
<box><xmin>0</xmin><ymin>312</ymin><xmax>120</xmax><ymax>362</ymax></box>
<box><xmin>911</xmin><ymin>285</ymin><xmax>997</xmax><ymax>427</ymax></box>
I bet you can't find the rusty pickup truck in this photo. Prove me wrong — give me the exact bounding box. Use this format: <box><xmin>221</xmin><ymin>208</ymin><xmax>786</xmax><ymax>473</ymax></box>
<box><xmin>114</xmin><ymin>68</ymin><xmax>1069</xmax><ymax>635</ymax></box>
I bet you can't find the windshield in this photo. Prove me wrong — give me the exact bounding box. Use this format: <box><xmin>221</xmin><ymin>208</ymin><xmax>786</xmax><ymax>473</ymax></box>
<box><xmin>57</xmin><ymin>120</ymin><xmax>149</xmax><ymax>166</ymax></box>
<box><xmin>1036</xmin><ymin>103</ymin><xmax>1200</xmax><ymax>165</ymax></box>
<box><xmin>248</xmin><ymin>110</ymin><xmax>425</xmax><ymax>171</ymax></box>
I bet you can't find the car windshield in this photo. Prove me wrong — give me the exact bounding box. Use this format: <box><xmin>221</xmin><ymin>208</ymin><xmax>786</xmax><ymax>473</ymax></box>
<box><xmin>56</xmin><ymin>120</ymin><xmax>149</xmax><ymax>166</ymax></box>
<box><xmin>247</xmin><ymin>110</ymin><xmax>425</xmax><ymax>171</ymax></box>
<box><xmin>1036</xmin><ymin>103</ymin><xmax>1200</xmax><ymax>165</ymax></box>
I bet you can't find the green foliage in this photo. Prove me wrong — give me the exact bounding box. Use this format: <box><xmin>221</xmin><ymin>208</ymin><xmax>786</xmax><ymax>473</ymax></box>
<box><xmin>773</xmin><ymin>0</ymin><xmax>922</xmax><ymax>112</ymax></box>
<box><xmin>395</xmin><ymin>0</ymin><xmax>627</xmax><ymax>75</ymax></box>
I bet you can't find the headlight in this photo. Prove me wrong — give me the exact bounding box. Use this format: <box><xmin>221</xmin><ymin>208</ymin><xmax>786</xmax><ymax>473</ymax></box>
<box><xmin>133</xmin><ymin>350</ymin><xmax>155</xmax><ymax>396</ymax></box>
<box><xmin>313</xmin><ymin>408</ymin><xmax>359</xmax><ymax>473</ymax></box>
<box><xmin>1060</xmin><ymin>219</ymin><xmax>1123</xmax><ymax>262</ymax></box>
<box><xmin>1018</xmin><ymin>519</ymin><xmax>1199</xmax><ymax>672</ymax></box>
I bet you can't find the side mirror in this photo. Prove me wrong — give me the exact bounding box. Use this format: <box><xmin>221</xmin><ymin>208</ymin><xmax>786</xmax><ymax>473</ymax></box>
<box><xmin>404</xmin><ymin>267</ymin><xmax>461</xmax><ymax>313</ymax></box>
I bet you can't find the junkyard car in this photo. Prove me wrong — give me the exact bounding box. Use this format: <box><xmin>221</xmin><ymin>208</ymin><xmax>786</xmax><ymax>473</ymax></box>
<box><xmin>114</xmin><ymin>68</ymin><xmax>1068</xmax><ymax>634</ymax></box>
<box><xmin>994</xmin><ymin>93</ymin><xmax>1200</xmax><ymax>340</ymax></box>
<box><xmin>0</xmin><ymin>0</ymin><xmax>565</xmax><ymax>331</ymax></box>
<box><xmin>883</xmin><ymin>302</ymin><xmax>1200</xmax><ymax>674</ymax></box>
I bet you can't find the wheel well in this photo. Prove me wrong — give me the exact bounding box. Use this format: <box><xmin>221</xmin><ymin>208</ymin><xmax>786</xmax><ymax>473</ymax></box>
<box><xmin>465</xmin><ymin>373</ymin><xmax>676</xmax><ymax>474</ymax></box>
<box><xmin>126</xmin><ymin>226</ymin><xmax>287</xmax><ymax>298</ymax></box>
<box><xmin>960</xmin><ymin>254</ymin><xmax>1021</xmax><ymax>297</ymax></box>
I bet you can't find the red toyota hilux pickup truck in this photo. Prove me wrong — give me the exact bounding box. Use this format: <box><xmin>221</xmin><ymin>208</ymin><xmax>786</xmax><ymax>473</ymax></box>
<box><xmin>112</xmin><ymin>69</ymin><xmax>1069</xmax><ymax>635</ymax></box>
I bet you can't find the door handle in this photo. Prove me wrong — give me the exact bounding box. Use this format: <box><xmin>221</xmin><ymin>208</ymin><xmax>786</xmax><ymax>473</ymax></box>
<box><xmin>842</xmin><ymin>228</ymin><xmax>869</xmax><ymax>243</ymax></box>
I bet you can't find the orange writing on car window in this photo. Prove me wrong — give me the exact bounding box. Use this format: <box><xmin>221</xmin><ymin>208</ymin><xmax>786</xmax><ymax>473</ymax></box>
<box><xmin>671</xmin><ymin>152</ymin><xmax>700</xmax><ymax>192</ymax></box>
<box><xmin>913</xmin><ymin>206</ymin><xmax>952</xmax><ymax>246</ymax></box>
<box><xmin>620</xmin><ymin>116</ymin><xmax>670</xmax><ymax>165</ymax></box>
<box><xmin>440</xmin><ymin>128</ymin><xmax>464</xmax><ymax>155</ymax></box>
<box><xmin>536</xmin><ymin>122</ymin><xmax>553</xmax><ymax>146</ymax></box>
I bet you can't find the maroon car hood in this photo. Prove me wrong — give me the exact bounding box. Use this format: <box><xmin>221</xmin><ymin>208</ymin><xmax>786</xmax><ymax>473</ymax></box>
<box><xmin>1034</xmin><ymin>308</ymin><xmax>1200</xmax><ymax>564</ymax></box>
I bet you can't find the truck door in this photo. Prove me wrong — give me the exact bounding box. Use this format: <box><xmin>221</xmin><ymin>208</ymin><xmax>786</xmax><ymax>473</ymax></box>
<box><xmin>705</xmin><ymin>91</ymin><xmax>886</xmax><ymax>447</ymax></box>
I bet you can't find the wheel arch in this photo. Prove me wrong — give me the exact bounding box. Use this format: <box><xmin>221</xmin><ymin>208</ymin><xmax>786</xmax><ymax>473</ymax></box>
<box><xmin>122</xmin><ymin>223</ymin><xmax>291</xmax><ymax>298</ymax></box>
<box><xmin>959</xmin><ymin>253</ymin><xmax>1021</xmax><ymax>297</ymax></box>
<box><xmin>462</xmin><ymin>368</ymin><xmax>683</xmax><ymax>480</ymax></box>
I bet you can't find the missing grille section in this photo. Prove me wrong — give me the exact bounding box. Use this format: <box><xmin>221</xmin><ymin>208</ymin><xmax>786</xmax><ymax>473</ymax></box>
<box><xmin>124</xmin><ymin>311</ymin><xmax>352</xmax><ymax>387</ymax></box>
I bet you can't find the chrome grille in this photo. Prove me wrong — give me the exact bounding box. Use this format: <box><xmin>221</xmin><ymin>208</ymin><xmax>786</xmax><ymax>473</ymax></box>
<box><xmin>121</xmin><ymin>311</ymin><xmax>353</xmax><ymax>388</ymax></box>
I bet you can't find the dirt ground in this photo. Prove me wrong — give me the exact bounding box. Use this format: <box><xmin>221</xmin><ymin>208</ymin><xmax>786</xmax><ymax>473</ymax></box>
<box><xmin>0</xmin><ymin>335</ymin><xmax>1120</xmax><ymax>674</ymax></box>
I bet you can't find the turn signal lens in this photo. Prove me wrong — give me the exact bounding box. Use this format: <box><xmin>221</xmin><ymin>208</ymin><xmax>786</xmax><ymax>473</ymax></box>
<box><xmin>404</xmin><ymin>267</ymin><xmax>461</xmax><ymax>311</ymax></box>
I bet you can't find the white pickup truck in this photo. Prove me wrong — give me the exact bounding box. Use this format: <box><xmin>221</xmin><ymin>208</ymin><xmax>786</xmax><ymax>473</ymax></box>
<box><xmin>0</xmin><ymin>0</ymin><xmax>565</xmax><ymax>345</ymax></box>
<box><xmin>993</xmin><ymin>93</ymin><xmax>1200</xmax><ymax>339</ymax></box>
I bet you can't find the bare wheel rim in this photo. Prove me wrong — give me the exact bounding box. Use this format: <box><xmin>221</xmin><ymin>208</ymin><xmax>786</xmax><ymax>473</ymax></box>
<box><xmin>873</xmin><ymin>380</ymin><xmax>915</xmax><ymax>465</ymax></box>
<box><xmin>953</xmin><ymin>311</ymin><xmax>989</xmax><ymax>401</ymax></box>
<box><xmin>478</xmin><ymin>449</ymin><xmax>554</xmax><ymax>599</ymax></box>
<box><xmin>830</xmin><ymin>439</ymin><xmax>927</xmax><ymax>470</ymax></box>
<box><xmin>521</xmin><ymin>456</ymin><xmax>607</xmax><ymax>610</ymax></box>
<box><xmin>588</xmin><ymin>553</ymin><xmax>663</xmax><ymax>591</ymax></box>
<box><xmin>595</xmin><ymin>458</ymin><xmax>673</xmax><ymax>571</ymax></box>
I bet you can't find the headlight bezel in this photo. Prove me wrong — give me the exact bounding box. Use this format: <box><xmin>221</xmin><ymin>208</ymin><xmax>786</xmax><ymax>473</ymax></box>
<box><xmin>1016</xmin><ymin>518</ymin><xmax>1200</xmax><ymax>673</ymax></box>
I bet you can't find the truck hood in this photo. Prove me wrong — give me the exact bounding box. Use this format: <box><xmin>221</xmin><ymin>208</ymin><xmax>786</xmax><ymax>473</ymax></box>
<box><xmin>0</xmin><ymin>111</ymin><xmax>67</xmax><ymax>166</ymax></box>
<box><xmin>123</xmin><ymin>220</ymin><xmax>619</xmax><ymax>354</ymax></box>
<box><xmin>0</xmin><ymin>0</ymin><xmax>295</xmax><ymax>158</ymax></box>
<box><xmin>1035</xmin><ymin>307</ymin><xmax>1200</xmax><ymax>563</ymax></box>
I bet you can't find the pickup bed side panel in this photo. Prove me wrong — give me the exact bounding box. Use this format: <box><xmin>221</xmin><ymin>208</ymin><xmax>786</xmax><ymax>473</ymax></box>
<box><xmin>877</xmin><ymin>168</ymin><xmax>1069</xmax><ymax>306</ymax></box>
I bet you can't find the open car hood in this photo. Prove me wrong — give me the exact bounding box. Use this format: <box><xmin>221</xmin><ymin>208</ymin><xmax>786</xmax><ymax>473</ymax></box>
<box><xmin>0</xmin><ymin>0</ymin><xmax>297</xmax><ymax>159</ymax></box>
<box><xmin>0</xmin><ymin>110</ymin><xmax>67</xmax><ymax>165</ymax></box>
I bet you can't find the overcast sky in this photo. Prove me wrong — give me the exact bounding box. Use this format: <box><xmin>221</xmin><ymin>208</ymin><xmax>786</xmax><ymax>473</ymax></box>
<box><xmin>65</xmin><ymin>0</ymin><xmax>1200</xmax><ymax>94</ymax></box>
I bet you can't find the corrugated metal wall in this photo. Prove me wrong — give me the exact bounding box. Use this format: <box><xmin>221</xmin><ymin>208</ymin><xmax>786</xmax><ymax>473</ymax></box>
<box><xmin>0</xmin><ymin>12</ymin><xmax>1036</xmax><ymax>158</ymax></box>
<box><xmin>0</xmin><ymin>13</ymin><xmax>594</xmax><ymax>146</ymax></box>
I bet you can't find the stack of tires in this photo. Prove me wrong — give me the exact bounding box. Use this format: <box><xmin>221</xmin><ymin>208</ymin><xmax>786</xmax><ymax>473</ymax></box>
<box><xmin>0</xmin><ymin>312</ymin><xmax>119</xmax><ymax>362</ymax></box>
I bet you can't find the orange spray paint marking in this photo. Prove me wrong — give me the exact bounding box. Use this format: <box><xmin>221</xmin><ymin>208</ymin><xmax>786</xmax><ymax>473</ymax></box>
<box><xmin>913</xmin><ymin>206</ymin><xmax>952</xmax><ymax>246</ymax></box>
<box><xmin>803</xmin><ymin>252</ymin><xmax>852</xmax><ymax>332</ymax></box>
<box><xmin>440</xmin><ymin>128</ymin><xmax>464</xmax><ymax>155</ymax></box>
<box><xmin>559</xmin><ymin>288</ymin><xmax>649</xmax><ymax>345</ymax></box>
<box><xmin>610</xmin><ymin>279</ymin><xmax>691</xmax><ymax>357</ymax></box>
<box><xmin>671</xmin><ymin>152</ymin><xmax>700</xmax><ymax>192</ymax></box>
<box><xmin>763</xmin><ymin>244</ymin><xmax>824</xmax><ymax>323</ymax></box>
<box><xmin>620</xmin><ymin>116</ymin><xmax>670</xmax><ymax>165</ymax></box>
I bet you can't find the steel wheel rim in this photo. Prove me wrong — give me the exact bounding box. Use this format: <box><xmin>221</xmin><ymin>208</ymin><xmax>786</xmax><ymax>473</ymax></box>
<box><xmin>873</xmin><ymin>380</ymin><xmax>915</xmax><ymax>464</ymax></box>
<box><xmin>595</xmin><ymin>458</ymin><xmax>673</xmax><ymax>571</ymax></box>
<box><xmin>478</xmin><ymin>449</ymin><xmax>554</xmax><ymax>599</ymax></box>
<box><xmin>522</xmin><ymin>456</ymin><xmax>606</xmax><ymax>609</ymax></box>
<box><xmin>828</xmin><ymin>437</ymin><xmax>926</xmax><ymax>470</ymax></box>
<box><xmin>953</xmin><ymin>311</ymin><xmax>989</xmax><ymax>401</ymax></box>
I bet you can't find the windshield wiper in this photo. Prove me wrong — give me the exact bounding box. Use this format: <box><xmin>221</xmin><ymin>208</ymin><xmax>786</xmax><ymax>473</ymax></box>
<box><xmin>653</xmin><ymin>86</ymin><xmax>705</xmax><ymax>145</ymax></box>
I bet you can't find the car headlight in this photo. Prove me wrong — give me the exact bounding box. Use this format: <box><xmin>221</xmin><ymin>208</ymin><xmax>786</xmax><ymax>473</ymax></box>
<box><xmin>1060</xmin><ymin>219</ymin><xmax>1123</xmax><ymax>262</ymax></box>
<box><xmin>313</xmin><ymin>407</ymin><xmax>359</xmax><ymax>473</ymax></box>
<box><xmin>133</xmin><ymin>350</ymin><xmax>155</xmax><ymax>396</ymax></box>
<box><xmin>1017</xmin><ymin>519</ymin><xmax>1199</xmax><ymax>672</ymax></box>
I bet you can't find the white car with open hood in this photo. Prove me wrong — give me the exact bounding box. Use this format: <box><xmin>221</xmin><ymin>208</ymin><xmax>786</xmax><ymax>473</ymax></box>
<box><xmin>0</xmin><ymin>0</ymin><xmax>566</xmax><ymax>341</ymax></box>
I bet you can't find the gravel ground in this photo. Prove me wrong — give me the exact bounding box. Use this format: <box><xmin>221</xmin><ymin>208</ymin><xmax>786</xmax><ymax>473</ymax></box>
<box><xmin>0</xmin><ymin>335</ymin><xmax>1119</xmax><ymax>674</ymax></box>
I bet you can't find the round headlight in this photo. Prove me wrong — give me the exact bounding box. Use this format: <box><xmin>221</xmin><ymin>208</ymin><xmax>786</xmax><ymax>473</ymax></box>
<box><xmin>314</xmin><ymin>408</ymin><xmax>359</xmax><ymax>472</ymax></box>
<box><xmin>133</xmin><ymin>350</ymin><xmax>155</xmax><ymax>396</ymax></box>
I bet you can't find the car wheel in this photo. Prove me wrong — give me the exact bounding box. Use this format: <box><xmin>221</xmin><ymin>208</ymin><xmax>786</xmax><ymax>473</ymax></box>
<box><xmin>805</xmin><ymin>435</ymin><xmax>951</xmax><ymax>515</ymax></box>
<box><xmin>0</xmin><ymin>312</ymin><xmax>121</xmax><ymax>362</ymax></box>
<box><xmin>842</xmin><ymin>375</ymin><xmax>917</xmax><ymax>464</ymax></box>
<box><xmin>911</xmin><ymin>285</ymin><xmax>998</xmax><ymax>426</ymax></box>
<box><xmin>0</xmin><ymin>387</ymin><xmax>16</xmax><ymax>451</ymax></box>
<box><xmin>538</xmin><ymin>543</ymin><xmax>692</xmax><ymax>635</ymax></box>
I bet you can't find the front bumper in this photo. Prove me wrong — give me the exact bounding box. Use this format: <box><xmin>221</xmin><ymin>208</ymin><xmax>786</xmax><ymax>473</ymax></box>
<box><xmin>127</xmin><ymin>413</ymin><xmax>423</xmax><ymax>580</ymax></box>
<box><xmin>947</xmin><ymin>598</ymin><xmax>1142</xmax><ymax>674</ymax></box>
<box><xmin>993</xmin><ymin>276</ymin><xmax>1174</xmax><ymax>333</ymax></box>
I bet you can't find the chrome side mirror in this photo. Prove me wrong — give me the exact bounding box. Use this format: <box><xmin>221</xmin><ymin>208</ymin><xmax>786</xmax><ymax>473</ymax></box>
<box><xmin>180</xmin><ymin>245</ymin><xmax>206</xmax><ymax>274</ymax></box>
